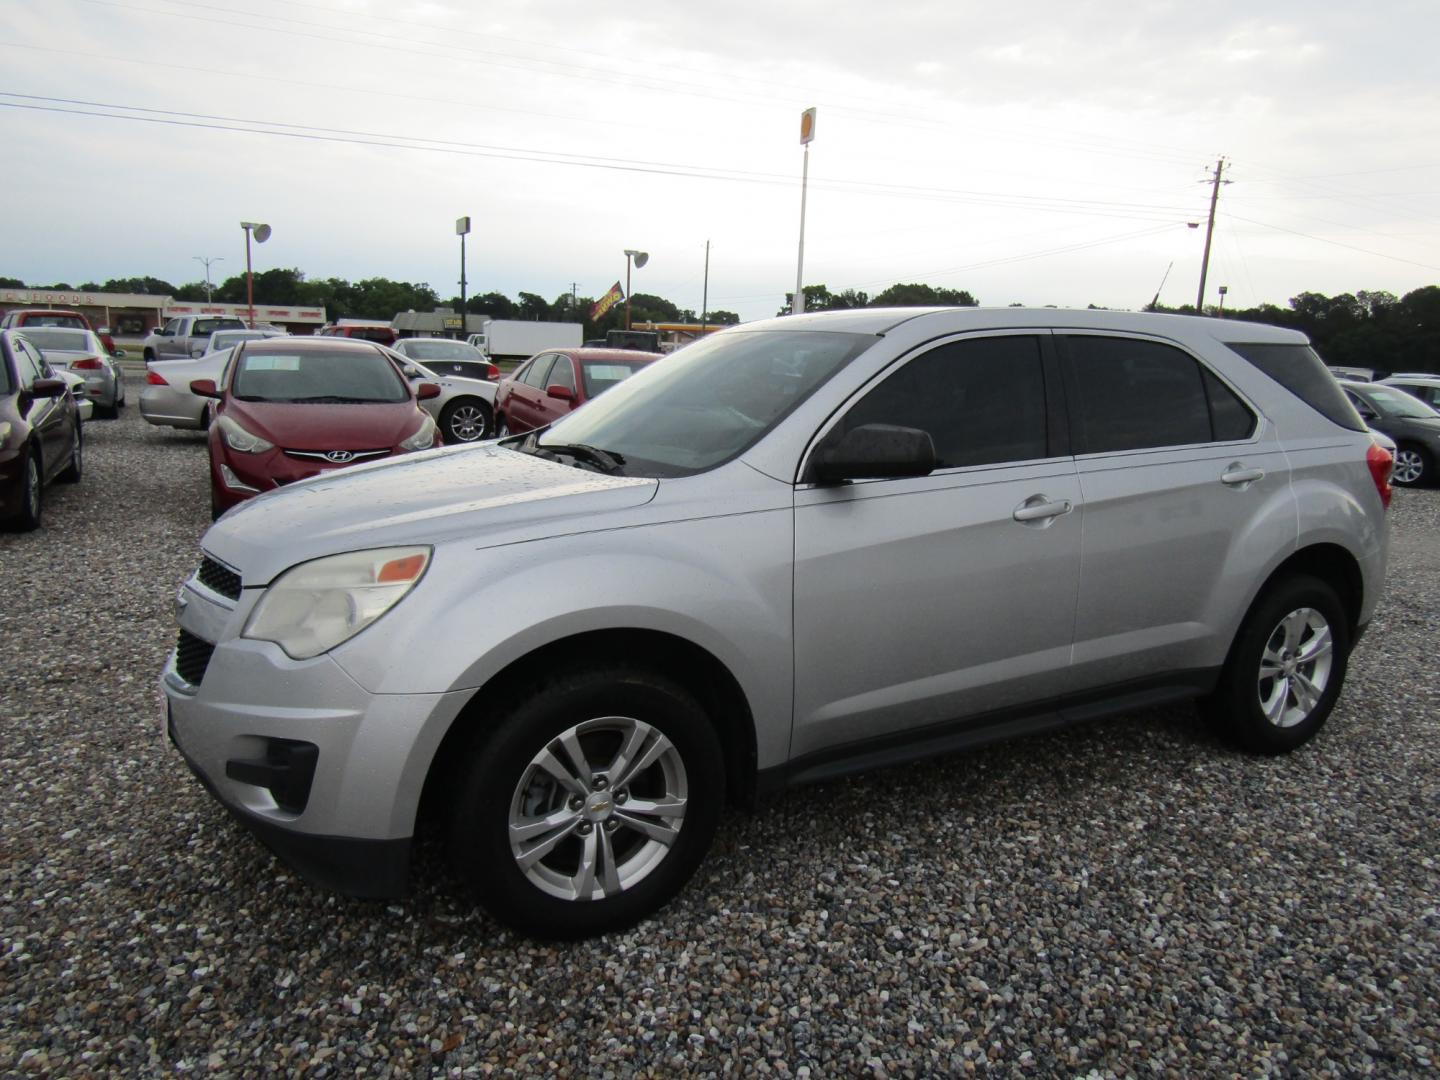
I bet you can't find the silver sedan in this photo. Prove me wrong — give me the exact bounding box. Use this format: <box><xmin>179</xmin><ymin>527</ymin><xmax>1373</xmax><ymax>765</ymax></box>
<box><xmin>19</xmin><ymin>328</ymin><xmax>125</xmax><ymax>418</ymax></box>
<box><xmin>139</xmin><ymin>349</ymin><xmax>233</xmax><ymax>430</ymax></box>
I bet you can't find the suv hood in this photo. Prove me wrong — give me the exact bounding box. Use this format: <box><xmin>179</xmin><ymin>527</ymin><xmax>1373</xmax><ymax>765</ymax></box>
<box><xmin>202</xmin><ymin>444</ymin><xmax>657</xmax><ymax>584</ymax></box>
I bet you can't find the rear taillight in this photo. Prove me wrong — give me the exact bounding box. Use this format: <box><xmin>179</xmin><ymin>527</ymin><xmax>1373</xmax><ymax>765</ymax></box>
<box><xmin>146</xmin><ymin>370</ymin><xmax>169</xmax><ymax>386</ymax></box>
<box><xmin>71</xmin><ymin>356</ymin><xmax>103</xmax><ymax>370</ymax></box>
<box><xmin>487</xmin><ymin>364</ymin><xmax>500</xmax><ymax>380</ymax></box>
<box><xmin>1366</xmin><ymin>442</ymin><xmax>1394</xmax><ymax>509</ymax></box>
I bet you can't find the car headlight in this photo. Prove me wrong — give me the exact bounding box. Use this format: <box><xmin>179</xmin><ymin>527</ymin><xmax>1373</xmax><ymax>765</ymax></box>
<box><xmin>217</xmin><ymin>414</ymin><xmax>275</xmax><ymax>454</ymax></box>
<box><xmin>243</xmin><ymin>547</ymin><xmax>432</xmax><ymax>659</ymax></box>
<box><xmin>399</xmin><ymin>413</ymin><xmax>438</xmax><ymax>451</ymax></box>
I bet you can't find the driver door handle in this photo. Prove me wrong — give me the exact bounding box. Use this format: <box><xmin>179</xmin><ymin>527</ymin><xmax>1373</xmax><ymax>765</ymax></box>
<box><xmin>1012</xmin><ymin>497</ymin><xmax>1073</xmax><ymax>523</ymax></box>
<box><xmin>1221</xmin><ymin>463</ymin><xmax>1265</xmax><ymax>487</ymax></box>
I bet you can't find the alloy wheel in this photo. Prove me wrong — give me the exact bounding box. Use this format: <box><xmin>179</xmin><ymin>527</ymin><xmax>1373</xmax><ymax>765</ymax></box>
<box><xmin>507</xmin><ymin>716</ymin><xmax>688</xmax><ymax>901</ymax></box>
<box><xmin>447</xmin><ymin>403</ymin><xmax>487</xmax><ymax>441</ymax></box>
<box><xmin>1256</xmin><ymin>607</ymin><xmax>1334</xmax><ymax>728</ymax></box>
<box><xmin>1392</xmin><ymin>448</ymin><xmax>1424</xmax><ymax>485</ymax></box>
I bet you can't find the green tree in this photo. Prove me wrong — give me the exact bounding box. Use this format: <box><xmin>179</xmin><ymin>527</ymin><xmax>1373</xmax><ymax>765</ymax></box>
<box><xmin>101</xmin><ymin>276</ymin><xmax>178</xmax><ymax>295</ymax></box>
<box><xmin>516</xmin><ymin>291</ymin><xmax>552</xmax><ymax>321</ymax></box>
<box><xmin>0</xmin><ymin>276</ymin><xmax>25</xmax><ymax>288</ymax></box>
<box><xmin>870</xmin><ymin>282</ymin><xmax>978</xmax><ymax>307</ymax></box>
<box><xmin>703</xmin><ymin>310</ymin><xmax>740</xmax><ymax>325</ymax></box>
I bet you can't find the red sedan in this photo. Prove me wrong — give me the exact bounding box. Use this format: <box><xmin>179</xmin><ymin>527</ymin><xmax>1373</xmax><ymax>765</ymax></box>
<box><xmin>493</xmin><ymin>348</ymin><xmax>659</xmax><ymax>435</ymax></box>
<box><xmin>193</xmin><ymin>338</ymin><xmax>441</xmax><ymax>517</ymax></box>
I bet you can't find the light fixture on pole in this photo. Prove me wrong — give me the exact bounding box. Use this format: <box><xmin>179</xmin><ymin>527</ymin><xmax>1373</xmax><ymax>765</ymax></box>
<box><xmin>1217</xmin><ymin>284</ymin><xmax>1229</xmax><ymax>318</ymax></box>
<box><xmin>193</xmin><ymin>255</ymin><xmax>224</xmax><ymax>303</ymax></box>
<box><xmin>240</xmin><ymin>222</ymin><xmax>271</xmax><ymax>327</ymax></box>
<box><xmin>793</xmin><ymin>106</ymin><xmax>816</xmax><ymax>315</ymax></box>
<box><xmin>456</xmin><ymin>216</ymin><xmax>471</xmax><ymax>340</ymax></box>
<box><xmin>623</xmin><ymin>249</ymin><xmax>648</xmax><ymax>330</ymax></box>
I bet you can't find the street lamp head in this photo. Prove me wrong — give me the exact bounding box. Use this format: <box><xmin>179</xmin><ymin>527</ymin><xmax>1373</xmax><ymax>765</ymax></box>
<box><xmin>241</xmin><ymin>221</ymin><xmax>272</xmax><ymax>243</ymax></box>
<box><xmin>624</xmin><ymin>249</ymin><xmax>649</xmax><ymax>268</ymax></box>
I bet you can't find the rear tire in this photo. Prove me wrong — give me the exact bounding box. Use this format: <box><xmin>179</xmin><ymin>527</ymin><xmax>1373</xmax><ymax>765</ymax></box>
<box><xmin>440</xmin><ymin>398</ymin><xmax>493</xmax><ymax>443</ymax></box>
<box><xmin>449</xmin><ymin>666</ymin><xmax>723</xmax><ymax>939</ymax></box>
<box><xmin>1204</xmin><ymin>575</ymin><xmax>1351</xmax><ymax>754</ymax></box>
<box><xmin>495</xmin><ymin>415</ymin><xmax>510</xmax><ymax>437</ymax></box>
<box><xmin>58</xmin><ymin>423</ymin><xmax>83</xmax><ymax>484</ymax></box>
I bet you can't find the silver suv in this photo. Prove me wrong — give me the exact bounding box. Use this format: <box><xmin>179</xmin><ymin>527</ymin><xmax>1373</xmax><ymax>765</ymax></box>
<box><xmin>162</xmin><ymin>308</ymin><xmax>1393</xmax><ymax>938</ymax></box>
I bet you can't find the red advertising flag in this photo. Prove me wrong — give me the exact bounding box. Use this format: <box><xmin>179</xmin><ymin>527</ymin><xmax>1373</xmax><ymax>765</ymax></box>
<box><xmin>590</xmin><ymin>281</ymin><xmax>624</xmax><ymax>321</ymax></box>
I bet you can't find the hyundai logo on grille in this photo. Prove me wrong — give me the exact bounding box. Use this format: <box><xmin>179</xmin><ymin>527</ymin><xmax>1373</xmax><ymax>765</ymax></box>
<box><xmin>325</xmin><ymin>450</ymin><xmax>356</xmax><ymax>463</ymax></box>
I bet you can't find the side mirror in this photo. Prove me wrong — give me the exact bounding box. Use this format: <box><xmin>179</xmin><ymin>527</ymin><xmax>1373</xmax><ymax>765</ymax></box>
<box><xmin>809</xmin><ymin>424</ymin><xmax>936</xmax><ymax>485</ymax></box>
<box><xmin>415</xmin><ymin>382</ymin><xmax>441</xmax><ymax>401</ymax></box>
<box><xmin>30</xmin><ymin>377</ymin><xmax>67</xmax><ymax>399</ymax></box>
<box><xmin>190</xmin><ymin>378</ymin><xmax>222</xmax><ymax>398</ymax></box>
<box><xmin>402</xmin><ymin>366</ymin><xmax>421</xmax><ymax>380</ymax></box>
<box><xmin>111</xmin><ymin>348</ymin><xmax>127</xmax><ymax>359</ymax></box>
<box><xmin>157</xmin><ymin>327</ymin><xmax>172</xmax><ymax>336</ymax></box>
<box><xmin>546</xmin><ymin>384</ymin><xmax>576</xmax><ymax>402</ymax></box>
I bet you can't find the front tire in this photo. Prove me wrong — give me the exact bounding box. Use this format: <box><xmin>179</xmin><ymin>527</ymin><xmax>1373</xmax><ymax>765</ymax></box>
<box><xmin>449</xmin><ymin>667</ymin><xmax>723</xmax><ymax>939</ymax></box>
<box><xmin>10</xmin><ymin>447</ymin><xmax>42</xmax><ymax>531</ymax></box>
<box><xmin>440</xmin><ymin>398</ymin><xmax>493</xmax><ymax>443</ymax></box>
<box><xmin>1392</xmin><ymin>442</ymin><xmax>1432</xmax><ymax>487</ymax></box>
<box><xmin>1204</xmin><ymin>575</ymin><xmax>1351</xmax><ymax>754</ymax></box>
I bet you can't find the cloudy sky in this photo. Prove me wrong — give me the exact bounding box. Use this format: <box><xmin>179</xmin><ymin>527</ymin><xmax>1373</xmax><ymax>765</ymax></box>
<box><xmin>6</xmin><ymin>0</ymin><xmax>1439</xmax><ymax>321</ymax></box>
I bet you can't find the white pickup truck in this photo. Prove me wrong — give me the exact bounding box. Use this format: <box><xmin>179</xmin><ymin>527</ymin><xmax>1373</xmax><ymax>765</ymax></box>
<box><xmin>142</xmin><ymin>315</ymin><xmax>248</xmax><ymax>362</ymax></box>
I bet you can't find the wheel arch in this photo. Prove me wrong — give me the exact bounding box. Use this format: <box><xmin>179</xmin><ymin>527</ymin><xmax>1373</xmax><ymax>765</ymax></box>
<box><xmin>1244</xmin><ymin>542</ymin><xmax>1365</xmax><ymax>637</ymax></box>
<box><xmin>418</xmin><ymin>627</ymin><xmax>760</xmax><ymax>826</ymax></box>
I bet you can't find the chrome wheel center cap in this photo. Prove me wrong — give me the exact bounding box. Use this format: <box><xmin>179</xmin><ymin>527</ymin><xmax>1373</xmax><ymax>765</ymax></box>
<box><xmin>584</xmin><ymin>794</ymin><xmax>615</xmax><ymax>822</ymax></box>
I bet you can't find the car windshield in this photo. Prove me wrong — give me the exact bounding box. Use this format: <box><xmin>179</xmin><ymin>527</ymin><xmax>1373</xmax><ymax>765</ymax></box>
<box><xmin>580</xmin><ymin>358</ymin><xmax>654</xmax><ymax>398</ymax></box>
<box><xmin>403</xmin><ymin>340</ymin><xmax>481</xmax><ymax>361</ymax></box>
<box><xmin>20</xmin><ymin>328</ymin><xmax>91</xmax><ymax>352</ymax></box>
<box><xmin>231</xmin><ymin>347</ymin><xmax>409</xmax><ymax>403</ymax></box>
<box><xmin>1360</xmin><ymin>385</ymin><xmax>1440</xmax><ymax>420</ymax></box>
<box><xmin>532</xmin><ymin>330</ymin><xmax>873</xmax><ymax>477</ymax></box>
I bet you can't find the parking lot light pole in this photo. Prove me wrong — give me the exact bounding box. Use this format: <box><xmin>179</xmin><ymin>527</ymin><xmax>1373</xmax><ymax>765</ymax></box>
<box><xmin>193</xmin><ymin>256</ymin><xmax>223</xmax><ymax>303</ymax></box>
<box><xmin>456</xmin><ymin>216</ymin><xmax>471</xmax><ymax>340</ymax></box>
<box><xmin>240</xmin><ymin>221</ymin><xmax>271</xmax><ymax>327</ymax></box>
<box><xmin>623</xmin><ymin>249</ymin><xmax>648</xmax><ymax>330</ymax></box>
<box><xmin>794</xmin><ymin>107</ymin><xmax>817</xmax><ymax>315</ymax></box>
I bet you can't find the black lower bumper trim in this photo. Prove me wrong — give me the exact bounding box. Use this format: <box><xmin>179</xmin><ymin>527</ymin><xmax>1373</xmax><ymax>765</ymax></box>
<box><xmin>169</xmin><ymin>715</ymin><xmax>411</xmax><ymax>899</ymax></box>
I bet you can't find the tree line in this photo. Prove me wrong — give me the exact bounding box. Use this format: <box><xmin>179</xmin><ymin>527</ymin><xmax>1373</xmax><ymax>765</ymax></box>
<box><xmin>4</xmin><ymin>271</ymin><xmax>1436</xmax><ymax>372</ymax></box>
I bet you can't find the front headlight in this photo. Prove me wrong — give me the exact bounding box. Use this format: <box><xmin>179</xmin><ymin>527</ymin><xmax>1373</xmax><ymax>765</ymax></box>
<box><xmin>243</xmin><ymin>547</ymin><xmax>432</xmax><ymax>659</ymax></box>
<box><xmin>399</xmin><ymin>413</ymin><xmax>438</xmax><ymax>451</ymax></box>
<box><xmin>218</xmin><ymin>414</ymin><xmax>275</xmax><ymax>454</ymax></box>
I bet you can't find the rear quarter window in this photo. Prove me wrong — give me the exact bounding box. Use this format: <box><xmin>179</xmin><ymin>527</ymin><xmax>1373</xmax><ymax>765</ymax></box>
<box><xmin>1227</xmin><ymin>342</ymin><xmax>1366</xmax><ymax>432</ymax></box>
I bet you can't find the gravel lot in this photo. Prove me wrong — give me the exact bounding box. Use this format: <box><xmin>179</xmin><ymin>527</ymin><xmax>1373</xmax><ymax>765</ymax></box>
<box><xmin>3</xmin><ymin>382</ymin><xmax>1438</xmax><ymax>1077</ymax></box>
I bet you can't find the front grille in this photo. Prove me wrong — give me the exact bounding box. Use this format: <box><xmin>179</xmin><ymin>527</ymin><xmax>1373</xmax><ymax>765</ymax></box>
<box><xmin>196</xmin><ymin>555</ymin><xmax>241</xmax><ymax>600</ymax></box>
<box><xmin>175</xmin><ymin>629</ymin><xmax>216</xmax><ymax>686</ymax></box>
<box><xmin>282</xmin><ymin>448</ymin><xmax>390</xmax><ymax>464</ymax></box>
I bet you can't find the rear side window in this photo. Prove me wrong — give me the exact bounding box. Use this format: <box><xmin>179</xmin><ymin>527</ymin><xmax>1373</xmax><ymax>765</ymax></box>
<box><xmin>1202</xmin><ymin>368</ymin><xmax>1257</xmax><ymax>441</ymax></box>
<box><xmin>1227</xmin><ymin>342</ymin><xmax>1366</xmax><ymax>432</ymax></box>
<box><xmin>1064</xmin><ymin>336</ymin><xmax>1219</xmax><ymax>453</ymax></box>
<box><xmin>522</xmin><ymin>355</ymin><xmax>557</xmax><ymax>388</ymax></box>
<box><xmin>839</xmin><ymin>335</ymin><xmax>1050</xmax><ymax>468</ymax></box>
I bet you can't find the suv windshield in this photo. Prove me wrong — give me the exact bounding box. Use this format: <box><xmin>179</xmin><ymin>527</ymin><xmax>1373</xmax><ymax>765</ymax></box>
<box><xmin>533</xmin><ymin>330</ymin><xmax>873</xmax><ymax>477</ymax></box>
<box><xmin>231</xmin><ymin>347</ymin><xmax>409</xmax><ymax>403</ymax></box>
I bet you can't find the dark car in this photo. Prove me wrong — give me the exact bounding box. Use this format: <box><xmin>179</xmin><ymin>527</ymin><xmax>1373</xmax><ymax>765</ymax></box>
<box><xmin>493</xmin><ymin>348</ymin><xmax>659</xmax><ymax>435</ymax></box>
<box><xmin>0</xmin><ymin>329</ymin><xmax>82</xmax><ymax>531</ymax></box>
<box><xmin>1340</xmin><ymin>379</ymin><xmax>1440</xmax><ymax>487</ymax></box>
<box><xmin>193</xmin><ymin>338</ymin><xmax>442</xmax><ymax>517</ymax></box>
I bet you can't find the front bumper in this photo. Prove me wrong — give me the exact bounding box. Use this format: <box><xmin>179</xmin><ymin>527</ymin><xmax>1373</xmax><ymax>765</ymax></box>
<box><xmin>161</xmin><ymin>573</ymin><xmax>473</xmax><ymax>897</ymax></box>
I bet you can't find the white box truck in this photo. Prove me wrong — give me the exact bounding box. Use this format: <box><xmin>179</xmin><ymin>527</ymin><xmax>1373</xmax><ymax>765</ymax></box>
<box><xmin>470</xmin><ymin>320</ymin><xmax>583</xmax><ymax>362</ymax></box>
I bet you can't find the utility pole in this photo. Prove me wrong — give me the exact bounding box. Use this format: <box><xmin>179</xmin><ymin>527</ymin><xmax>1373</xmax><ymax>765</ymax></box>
<box><xmin>456</xmin><ymin>216</ymin><xmax>471</xmax><ymax>340</ymax></box>
<box><xmin>1196</xmin><ymin>157</ymin><xmax>1230</xmax><ymax>312</ymax></box>
<box><xmin>793</xmin><ymin>107</ymin><xmax>817</xmax><ymax>315</ymax></box>
<box><xmin>570</xmin><ymin>282</ymin><xmax>579</xmax><ymax>317</ymax></box>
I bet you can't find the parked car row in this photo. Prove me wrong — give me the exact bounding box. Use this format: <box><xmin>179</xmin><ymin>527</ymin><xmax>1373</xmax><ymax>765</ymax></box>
<box><xmin>1339</xmin><ymin>378</ymin><xmax>1440</xmax><ymax>487</ymax></box>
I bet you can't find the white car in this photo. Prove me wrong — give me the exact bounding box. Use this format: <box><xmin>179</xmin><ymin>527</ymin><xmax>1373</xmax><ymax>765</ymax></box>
<box><xmin>189</xmin><ymin>328</ymin><xmax>288</xmax><ymax>358</ymax></box>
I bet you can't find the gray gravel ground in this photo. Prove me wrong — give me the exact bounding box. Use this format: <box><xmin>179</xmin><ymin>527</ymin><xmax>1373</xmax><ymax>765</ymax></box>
<box><xmin>3</xmin><ymin>384</ymin><xmax>1438</xmax><ymax>1077</ymax></box>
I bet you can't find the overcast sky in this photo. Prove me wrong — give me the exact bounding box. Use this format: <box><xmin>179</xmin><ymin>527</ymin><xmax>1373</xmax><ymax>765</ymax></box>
<box><xmin>6</xmin><ymin>0</ymin><xmax>1439</xmax><ymax>321</ymax></box>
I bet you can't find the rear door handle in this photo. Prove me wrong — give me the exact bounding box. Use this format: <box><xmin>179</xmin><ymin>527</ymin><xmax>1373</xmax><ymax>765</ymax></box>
<box><xmin>1013</xmin><ymin>496</ymin><xmax>1073</xmax><ymax>523</ymax></box>
<box><xmin>1221</xmin><ymin>463</ymin><xmax>1265</xmax><ymax>487</ymax></box>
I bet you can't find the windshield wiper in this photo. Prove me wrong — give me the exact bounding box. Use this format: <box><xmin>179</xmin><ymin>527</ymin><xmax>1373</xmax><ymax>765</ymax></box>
<box><xmin>535</xmin><ymin>442</ymin><xmax>626</xmax><ymax>475</ymax></box>
<box><xmin>288</xmin><ymin>395</ymin><xmax>376</xmax><ymax>404</ymax></box>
